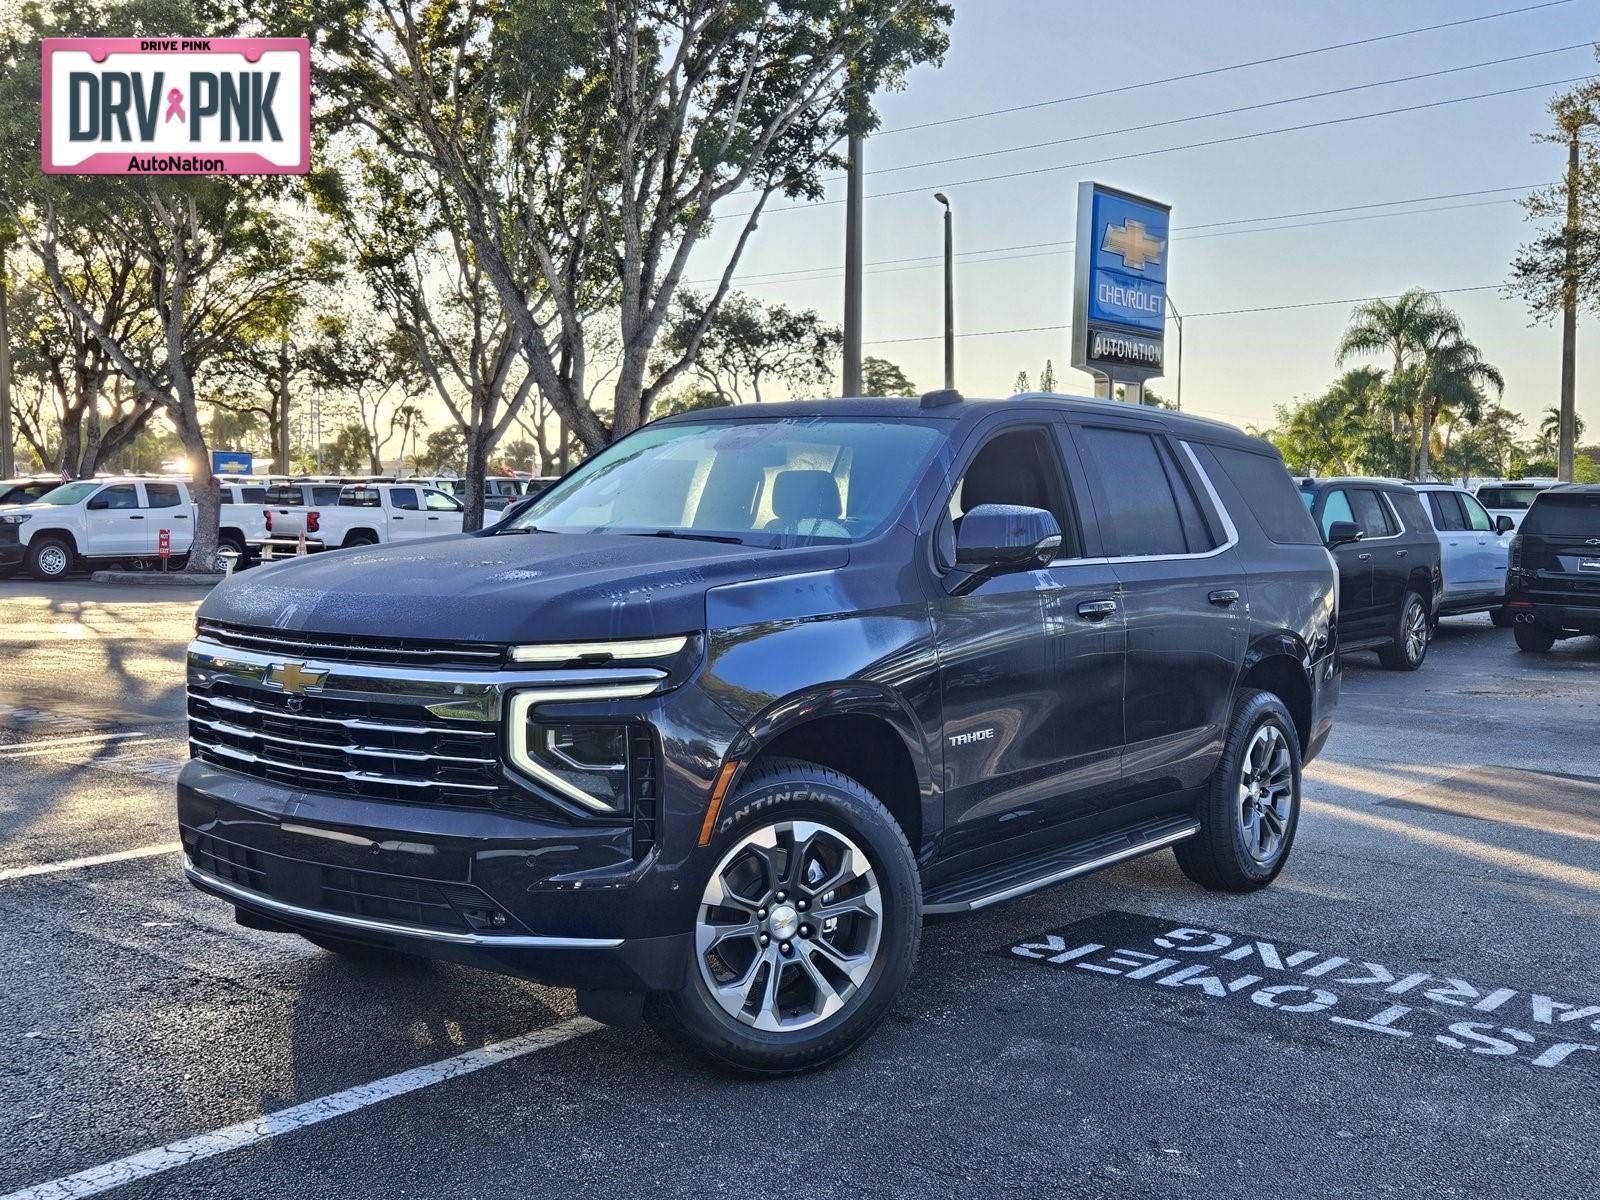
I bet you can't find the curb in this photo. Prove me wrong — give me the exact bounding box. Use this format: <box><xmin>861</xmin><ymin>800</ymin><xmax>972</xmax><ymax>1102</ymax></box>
<box><xmin>89</xmin><ymin>570</ymin><xmax>226</xmax><ymax>587</ymax></box>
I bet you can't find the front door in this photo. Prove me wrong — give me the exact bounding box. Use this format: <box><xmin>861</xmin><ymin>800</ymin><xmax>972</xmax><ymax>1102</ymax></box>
<box><xmin>1069</xmin><ymin>421</ymin><xmax>1245</xmax><ymax>798</ymax></box>
<box><xmin>930</xmin><ymin>419</ymin><xmax>1125</xmax><ymax>859</ymax></box>
<box><xmin>1351</xmin><ymin>488</ymin><xmax>1408</xmax><ymax>622</ymax></box>
<box><xmin>84</xmin><ymin>483</ymin><xmax>146</xmax><ymax>557</ymax></box>
<box><xmin>1458</xmin><ymin>490</ymin><xmax>1509</xmax><ymax>598</ymax></box>
<box><xmin>423</xmin><ymin>489</ymin><xmax>466</xmax><ymax>534</ymax></box>
<box><xmin>1316</xmin><ymin>488</ymin><xmax>1375</xmax><ymax>641</ymax></box>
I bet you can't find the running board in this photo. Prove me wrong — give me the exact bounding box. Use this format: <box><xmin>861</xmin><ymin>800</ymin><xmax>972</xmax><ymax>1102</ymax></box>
<box><xmin>922</xmin><ymin>815</ymin><xmax>1200</xmax><ymax>915</ymax></box>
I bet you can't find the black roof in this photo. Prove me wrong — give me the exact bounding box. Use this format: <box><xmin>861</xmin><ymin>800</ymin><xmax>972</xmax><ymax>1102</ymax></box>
<box><xmin>652</xmin><ymin>393</ymin><xmax>1265</xmax><ymax>451</ymax></box>
<box><xmin>1539</xmin><ymin>483</ymin><xmax>1600</xmax><ymax>496</ymax></box>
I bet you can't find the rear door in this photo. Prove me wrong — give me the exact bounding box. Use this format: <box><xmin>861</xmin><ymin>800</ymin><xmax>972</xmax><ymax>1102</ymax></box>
<box><xmin>1069</xmin><ymin>419</ymin><xmax>1245</xmax><ymax>797</ymax></box>
<box><xmin>384</xmin><ymin>487</ymin><xmax>424</xmax><ymax>538</ymax></box>
<box><xmin>142</xmin><ymin>481</ymin><xmax>191</xmax><ymax>554</ymax></box>
<box><xmin>1457</xmin><ymin>490</ymin><xmax>1509</xmax><ymax>597</ymax></box>
<box><xmin>1316</xmin><ymin>488</ymin><xmax>1375</xmax><ymax>639</ymax></box>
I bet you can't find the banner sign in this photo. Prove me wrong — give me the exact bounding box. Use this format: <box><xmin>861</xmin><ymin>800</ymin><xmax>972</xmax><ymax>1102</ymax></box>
<box><xmin>211</xmin><ymin>450</ymin><xmax>254</xmax><ymax>475</ymax></box>
<box><xmin>1071</xmin><ymin>182</ymin><xmax>1170</xmax><ymax>387</ymax></box>
<box><xmin>42</xmin><ymin>38</ymin><xmax>309</xmax><ymax>175</ymax></box>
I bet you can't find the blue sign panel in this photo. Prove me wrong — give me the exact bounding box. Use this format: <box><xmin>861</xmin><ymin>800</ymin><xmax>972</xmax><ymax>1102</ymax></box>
<box><xmin>211</xmin><ymin>451</ymin><xmax>254</xmax><ymax>476</ymax></box>
<box><xmin>1086</xmin><ymin>189</ymin><xmax>1168</xmax><ymax>333</ymax></box>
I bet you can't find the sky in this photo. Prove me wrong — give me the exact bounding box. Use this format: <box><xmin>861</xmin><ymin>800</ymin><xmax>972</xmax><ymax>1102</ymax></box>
<box><xmin>689</xmin><ymin>0</ymin><xmax>1598</xmax><ymax>440</ymax></box>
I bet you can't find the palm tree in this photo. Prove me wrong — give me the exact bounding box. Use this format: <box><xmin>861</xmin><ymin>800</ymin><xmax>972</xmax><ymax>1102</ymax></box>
<box><xmin>1336</xmin><ymin>289</ymin><xmax>1457</xmax><ymax>439</ymax></box>
<box><xmin>1538</xmin><ymin>406</ymin><xmax>1586</xmax><ymax>456</ymax></box>
<box><xmin>1415</xmin><ymin>333</ymin><xmax>1503</xmax><ymax>480</ymax></box>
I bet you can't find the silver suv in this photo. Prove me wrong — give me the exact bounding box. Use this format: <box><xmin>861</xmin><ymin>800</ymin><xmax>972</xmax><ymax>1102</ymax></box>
<box><xmin>1409</xmin><ymin>483</ymin><xmax>1515</xmax><ymax>625</ymax></box>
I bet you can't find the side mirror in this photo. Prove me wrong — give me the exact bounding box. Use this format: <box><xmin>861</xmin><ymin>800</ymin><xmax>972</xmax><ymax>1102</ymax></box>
<box><xmin>946</xmin><ymin>504</ymin><xmax>1062</xmax><ymax>596</ymax></box>
<box><xmin>1495</xmin><ymin>515</ymin><xmax>1515</xmax><ymax>535</ymax></box>
<box><xmin>1325</xmin><ymin>520</ymin><xmax>1364</xmax><ymax>548</ymax></box>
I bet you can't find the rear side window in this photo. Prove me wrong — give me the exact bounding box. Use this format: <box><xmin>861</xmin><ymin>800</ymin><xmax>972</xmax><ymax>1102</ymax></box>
<box><xmin>1387</xmin><ymin>488</ymin><xmax>1429</xmax><ymax>535</ymax></box>
<box><xmin>1349</xmin><ymin>489</ymin><xmax>1397</xmax><ymax>537</ymax></box>
<box><xmin>340</xmin><ymin>487</ymin><xmax>382</xmax><ymax>508</ymax></box>
<box><xmin>311</xmin><ymin>486</ymin><xmax>343</xmax><ymax>505</ymax></box>
<box><xmin>265</xmin><ymin>486</ymin><xmax>304</xmax><ymax>506</ymax></box>
<box><xmin>145</xmin><ymin>483</ymin><xmax>183</xmax><ymax>508</ymax></box>
<box><xmin>1075</xmin><ymin>426</ymin><xmax>1217</xmax><ymax>557</ymax></box>
<box><xmin>389</xmin><ymin>488</ymin><xmax>420</xmax><ymax>511</ymax></box>
<box><xmin>1208</xmin><ymin>445</ymin><xmax>1320</xmax><ymax>545</ymax></box>
<box><xmin>1460</xmin><ymin>493</ymin><xmax>1493</xmax><ymax>532</ymax></box>
<box><xmin>1522</xmin><ymin>493</ymin><xmax>1600</xmax><ymax>537</ymax></box>
<box><xmin>238</xmin><ymin>486</ymin><xmax>266</xmax><ymax>505</ymax></box>
<box><xmin>1477</xmin><ymin>486</ymin><xmax>1543</xmax><ymax>511</ymax></box>
<box><xmin>1426</xmin><ymin>491</ymin><xmax>1467</xmax><ymax>532</ymax></box>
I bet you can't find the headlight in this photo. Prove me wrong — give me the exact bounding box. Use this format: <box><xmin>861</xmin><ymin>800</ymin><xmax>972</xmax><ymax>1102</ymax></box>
<box><xmin>0</xmin><ymin>513</ymin><xmax>31</xmax><ymax>526</ymax></box>
<box><xmin>505</xmin><ymin>684</ymin><xmax>657</xmax><ymax>814</ymax></box>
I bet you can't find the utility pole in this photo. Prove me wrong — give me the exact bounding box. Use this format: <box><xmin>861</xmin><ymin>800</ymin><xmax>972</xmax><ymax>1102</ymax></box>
<box><xmin>0</xmin><ymin>243</ymin><xmax>13</xmax><ymax>478</ymax></box>
<box><xmin>842</xmin><ymin>130</ymin><xmax>864</xmax><ymax>397</ymax></box>
<box><xmin>934</xmin><ymin>193</ymin><xmax>954</xmax><ymax>390</ymax></box>
<box><xmin>1557</xmin><ymin>123</ymin><xmax>1581</xmax><ymax>483</ymax></box>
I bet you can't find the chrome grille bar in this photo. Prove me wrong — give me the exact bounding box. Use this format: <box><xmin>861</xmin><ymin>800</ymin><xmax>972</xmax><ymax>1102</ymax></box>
<box><xmin>188</xmin><ymin>737</ymin><xmax>500</xmax><ymax>792</ymax></box>
<box><xmin>188</xmin><ymin>691</ymin><xmax>490</xmax><ymax>737</ymax></box>
<box><xmin>188</xmin><ymin>715</ymin><xmax>496</xmax><ymax>765</ymax></box>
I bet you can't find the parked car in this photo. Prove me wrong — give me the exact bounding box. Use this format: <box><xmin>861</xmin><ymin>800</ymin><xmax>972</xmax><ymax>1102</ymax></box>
<box><xmin>257</xmin><ymin>481</ymin><xmax>465</xmax><ymax>554</ymax></box>
<box><xmin>0</xmin><ymin>477</ymin><xmax>264</xmax><ymax>579</ymax></box>
<box><xmin>1475</xmin><ymin>479</ymin><xmax>1556</xmax><ymax>532</ymax></box>
<box><xmin>1408</xmin><ymin>483</ymin><xmax>1516</xmax><ymax>625</ymax></box>
<box><xmin>1298</xmin><ymin>477</ymin><xmax>1442</xmax><ymax>670</ymax></box>
<box><xmin>0</xmin><ymin>476</ymin><xmax>66</xmax><ymax>507</ymax></box>
<box><xmin>1504</xmin><ymin>484</ymin><xmax>1600</xmax><ymax>652</ymax></box>
<box><xmin>180</xmin><ymin>392</ymin><xmax>1338</xmax><ymax>1073</ymax></box>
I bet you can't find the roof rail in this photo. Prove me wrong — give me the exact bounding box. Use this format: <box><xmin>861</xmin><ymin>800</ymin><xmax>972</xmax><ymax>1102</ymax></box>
<box><xmin>920</xmin><ymin>388</ymin><xmax>962</xmax><ymax>409</ymax></box>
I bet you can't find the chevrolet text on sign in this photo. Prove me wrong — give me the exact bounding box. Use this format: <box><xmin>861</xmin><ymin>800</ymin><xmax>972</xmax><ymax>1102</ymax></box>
<box><xmin>42</xmin><ymin>38</ymin><xmax>309</xmax><ymax>175</ymax></box>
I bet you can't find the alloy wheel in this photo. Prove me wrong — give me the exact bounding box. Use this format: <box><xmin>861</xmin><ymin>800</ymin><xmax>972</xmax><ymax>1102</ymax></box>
<box><xmin>1237</xmin><ymin>724</ymin><xmax>1294</xmax><ymax>865</ymax></box>
<box><xmin>696</xmin><ymin>820</ymin><xmax>883</xmax><ymax>1033</ymax></box>
<box><xmin>1405</xmin><ymin>601</ymin><xmax>1428</xmax><ymax>664</ymax></box>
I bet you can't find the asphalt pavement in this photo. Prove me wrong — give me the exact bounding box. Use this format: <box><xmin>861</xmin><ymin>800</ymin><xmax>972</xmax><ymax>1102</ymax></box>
<box><xmin>1</xmin><ymin>577</ymin><xmax>1597</xmax><ymax>1199</ymax></box>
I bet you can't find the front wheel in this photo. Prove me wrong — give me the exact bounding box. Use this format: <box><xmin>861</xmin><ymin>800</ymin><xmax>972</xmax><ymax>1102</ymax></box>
<box><xmin>1514</xmin><ymin>620</ymin><xmax>1557</xmax><ymax>653</ymax></box>
<box><xmin>645</xmin><ymin>759</ymin><xmax>920</xmax><ymax>1075</ymax></box>
<box><xmin>1377</xmin><ymin>591</ymin><xmax>1429</xmax><ymax>671</ymax></box>
<box><xmin>26</xmin><ymin>536</ymin><xmax>74</xmax><ymax>581</ymax></box>
<box><xmin>1175</xmin><ymin>689</ymin><xmax>1302</xmax><ymax>893</ymax></box>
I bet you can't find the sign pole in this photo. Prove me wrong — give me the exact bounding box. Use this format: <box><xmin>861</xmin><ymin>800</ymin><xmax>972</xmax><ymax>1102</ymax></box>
<box><xmin>1071</xmin><ymin>182</ymin><xmax>1171</xmax><ymax>404</ymax></box>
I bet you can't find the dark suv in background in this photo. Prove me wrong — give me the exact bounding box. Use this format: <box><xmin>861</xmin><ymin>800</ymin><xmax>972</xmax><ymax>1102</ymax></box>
<box><xmin>1298</xmin><ymin>477</ymin><xmax>1443</xmax><ymax>671</ymax></box>
<box><xmin>178</xmin><ymin>393</ymin><xmax>1338</xmax><ymax>1074</ymax></box>
<box><xmin>1506</xmin><ymin>484</ymin><xmax>1600</xmax><ymax>651</ymax></box>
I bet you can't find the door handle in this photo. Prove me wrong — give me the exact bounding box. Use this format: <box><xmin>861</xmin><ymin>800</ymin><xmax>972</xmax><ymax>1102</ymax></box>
<box><xmin>173</xmin><ymin>514</ymin><xmax>189</xmax><ymax>520</ymax></box>
<box><xmin>1357</xmin><ymin>552</ymin><xmax>1371</xmax><ymax>561</ymax></box>
<box><xmin>128</xmin><ymin>514</ymin><xmax>145</xmax><ymax>520</ymax></box>
<box><xmin>1077</xmin><ymin>599</ymin><xmax>1117</xmax><ymax>620</ymax></box>
<box><xmin>1395</xmin><ymin>549</ymin><xmax>1408</xmax><ymax>557</ymax></box>
<box><xmin>1208</xmin><ymin>589</ymin><xmax>1240</xmax><ymax>607</ymax></box>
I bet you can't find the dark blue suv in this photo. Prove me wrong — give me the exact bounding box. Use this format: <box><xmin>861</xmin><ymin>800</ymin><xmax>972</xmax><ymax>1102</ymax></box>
<box><xmin>178</xmin><ymin>393</ymin><xmax>1338</xmax><ymax>1073</ymax></box>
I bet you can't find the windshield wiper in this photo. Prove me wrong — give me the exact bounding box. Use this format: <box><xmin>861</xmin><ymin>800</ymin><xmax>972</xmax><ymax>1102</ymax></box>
<box><xmin>491</xmin><ymin>524</ymin><xmax>547</xmax><ymax>535</ymax></box>
<box><xmin>630</xmin><ymin>529</ymin><xmax>746</xmax><ymax>545</ymax></box>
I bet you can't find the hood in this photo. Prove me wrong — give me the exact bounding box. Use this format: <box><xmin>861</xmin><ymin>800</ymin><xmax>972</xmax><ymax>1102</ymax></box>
<box><xmin>198</xmin><ymin>531</ymin><xmax>848</xmax><ymax>645</ymax></box>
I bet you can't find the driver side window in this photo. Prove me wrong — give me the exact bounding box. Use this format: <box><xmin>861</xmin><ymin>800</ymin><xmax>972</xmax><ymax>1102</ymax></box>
<box><xmin>940</xmin><ymin>426</ymin><xmax>1078</xmax><ymax>567</ymax></box>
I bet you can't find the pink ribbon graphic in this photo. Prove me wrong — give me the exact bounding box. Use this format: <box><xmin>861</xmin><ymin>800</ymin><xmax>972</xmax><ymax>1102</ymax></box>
<box><xmin>164</xmin><ymin>88</ymin><xmax>185</xmax><ymax>123</ymax></box>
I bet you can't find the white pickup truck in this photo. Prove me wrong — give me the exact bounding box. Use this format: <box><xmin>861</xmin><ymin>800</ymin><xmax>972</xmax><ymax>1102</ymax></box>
<box><xmin>0</xmin><ymin>477</ymin><xmax>267</xmax><ymax>580</ymax></box>
<box><xmin>258</xmin><ymin>481</ymin><xmax>465</xmax><ymax>554</ymax></box>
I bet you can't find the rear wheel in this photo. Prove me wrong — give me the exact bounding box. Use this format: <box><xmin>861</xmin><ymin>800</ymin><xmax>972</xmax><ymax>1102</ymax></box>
<box><xmin>1514</xmin><ymin>620</ymin><xmax>1557</xmax><ymax>653</ymax></box>
<box><xmin>645</xmin><ymin>758</ymin><xmax>920</xmax><ymax>1075</ymax></box>
<box><xmin>1175</xmin><ymin>689</ymin><xmax>1301</xmax><ymax>893</ymax></box>
<box><xmin>342</xmin><ymin>532</ymin><xmax>378</xmax><ymax>548</ymax></box>
<box><xmin>26</xmin><ymin>536</ymin><xmax>74</xmax><ymax>581</ymax></box>
<box><xmin>212</xmin><ymin>535</ymin><xmax>245</xmax><ymax>573</ymax></box>
<box><xmin>1377</xmin><ymin>591</ymin><xmax>1429</xmax><ymax>671</ymax></box>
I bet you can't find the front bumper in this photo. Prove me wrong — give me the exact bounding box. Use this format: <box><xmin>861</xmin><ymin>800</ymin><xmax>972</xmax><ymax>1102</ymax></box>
<box><xmin>0</xmin><ymin>543</ymin><xmax>23</xmax><ymax>569</ymax></box>
<box><xmin>178</xmin><ymin>760</ymin><xmax>693</xmax><ymax>990</ymax></box>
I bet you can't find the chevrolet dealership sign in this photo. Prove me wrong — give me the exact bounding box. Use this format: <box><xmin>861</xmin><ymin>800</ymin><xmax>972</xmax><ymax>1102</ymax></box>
<box><xmin>1071</xmin><ymin>181</ymin><xmax>1170</xmax><ymax>389</ymax></box>
<box><xmin>42</xmin><ymin>38</ymin><xmax>309</xmax><ymax>175</ymax></box>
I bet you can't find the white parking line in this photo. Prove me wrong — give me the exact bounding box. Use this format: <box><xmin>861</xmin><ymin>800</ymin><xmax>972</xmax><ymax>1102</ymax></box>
<box><xmin>0</xmin><ymin>733</ymin><xmax>152</xmax><ymax>757</ymax></box>
<box><xmin>0</xmin><ymin>1017</ymin><xmax>600</xmax><ymax>1200</ymax></box>
<box><xmin>0</xmin><ymin>843</ymin><xmax>182</xmax><ymax>883</ymax></box>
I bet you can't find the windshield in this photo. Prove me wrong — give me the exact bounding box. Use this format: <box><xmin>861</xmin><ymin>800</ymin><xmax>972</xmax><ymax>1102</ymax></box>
<box><xmin>507</xmin><ymin>417</ymin><xmax>946</xmax><ymax>545</ymax></box>
<box><xmin>1521</xmin><ymin>493</ymin><xmax>1600</xmax><ymax>538</ymax></box>
<box><xmin>1477</xmin><ymin>486</ymin><xmax>1545</xmax><ymax>511</ymax></box>
<box><xmin>34</xmin><ymin>482</ymin><xmax>101</xmax><ymax>506</ymax></box>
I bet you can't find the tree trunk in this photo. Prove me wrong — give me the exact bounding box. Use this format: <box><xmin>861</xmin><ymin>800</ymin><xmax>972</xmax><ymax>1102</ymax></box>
<box><xmin>0</xmin><ymin>254</ymin><xmax>14</xmax><ymax>479</ymax></box>
<box><xmin>275</xmin><ymin>338</ymin><xmax>292</xmax><ymax>473</ymax></box>
<box><xmin>1557</xmin><ymin>128</ymin><xmax>1580</xmax><ymax>483</ymax></box>
<box><xmin>462</xmin><ymin>427</ymin><xmax>489</xmax><ymax>532</ymax></box>
<box><xmin>1415</xmin><ymin>403</ymin><xmax>1433</xmax><ymax>482</ymax></box>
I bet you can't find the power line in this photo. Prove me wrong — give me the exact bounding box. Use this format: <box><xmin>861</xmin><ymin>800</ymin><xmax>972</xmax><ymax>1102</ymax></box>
<box><xmin>862</xmin><ymin>285</ymin><xmax>1507</xmax><ymax>346</ymax></box>
<box><xmin>738</xmin><ymin>74</ymin><xmax>1591</xmax><ymax>218</ymax></box>
<box><xmin>861</xmin><ymin>42</ymin><xmax>1594</xmax><ymax>180</ymax></box>
<box><xmin>699</xmin><ymin>184</ymin><xmax>1541</xmax><ymax>288</ymax></box>
<box><xmin>876</xmin><ymin>0</ymin><xmax>1580</xmax><ymax>136</ymax></box>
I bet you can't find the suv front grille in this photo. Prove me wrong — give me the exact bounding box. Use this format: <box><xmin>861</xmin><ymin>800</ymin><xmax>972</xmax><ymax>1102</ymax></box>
<box><xmin>188</xmin><ymin>680</ymin><xmax>504</xmax><ymax>807</ymax></box>
<box><xmin>195</xmin><ymin>620</ymin><xmax>507</xmax><ymax>670</ymax></box>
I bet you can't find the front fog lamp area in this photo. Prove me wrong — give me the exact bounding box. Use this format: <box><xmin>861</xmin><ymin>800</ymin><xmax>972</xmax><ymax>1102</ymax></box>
<box><xmin>510</xmin><ymin>718</ymin><xmax>632</xmax><ymax>813</ymax></box>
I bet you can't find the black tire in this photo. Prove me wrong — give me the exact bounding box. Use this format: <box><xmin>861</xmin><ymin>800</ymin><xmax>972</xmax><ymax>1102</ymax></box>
<box><xmin>1489</xmin><ymin>607</ymin><xmax>1514</xmax><ymax>628</ymax></box>
<box><xmin>1377</xmin><ymin>591</ymin><xmax>1429</xmax><ymax>671</ymax></box>
<box><xmin>645</xmin><ymin>757</ymin><xmax>920</xmax><ymax>1076</ymax></box>
<box><xmin>300</xmin><ymin>931</ymin><xmax>420</xmax><ymax>965</ymax></box>
<box><xmin>26</xmin><ymin>535</ymin><xmax>74</xmax><ymax>581</ymax></box>
<box><xmin>1174</xmin><ymin>689</ymin><xmax>1302</xmax><ymax>893</ymax></box>
<box><xmin>1514</xmin><ymin>620</ymin><xmax>1557</xmax><ymax>653</ymax></box>
<box><xmin>342</xmin><ymin>532</ymin><xmax>378</xmax><ymax>548</ymax></box>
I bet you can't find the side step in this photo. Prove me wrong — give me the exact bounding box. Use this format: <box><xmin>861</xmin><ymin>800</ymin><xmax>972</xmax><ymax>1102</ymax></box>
<box><xmin>922</xmin><ymin>815</ymin><xmax>1200</xmax><ymax>915</ymax></box>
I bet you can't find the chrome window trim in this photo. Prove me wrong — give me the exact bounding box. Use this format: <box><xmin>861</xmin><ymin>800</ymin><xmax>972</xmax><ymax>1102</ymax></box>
<box><xmin>185</xmin><ymin>861</ymin><xmax>623</xmax><ymax>949</ymax></box>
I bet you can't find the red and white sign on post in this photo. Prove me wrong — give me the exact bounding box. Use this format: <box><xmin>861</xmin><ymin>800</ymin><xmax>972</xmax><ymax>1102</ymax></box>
<box><xmin>158</xmin><ymin>529</ymin><xmax>171</xmax><ymax>559</ymax></box>
<box><xmin>41</xmin><ymin>38</ymin><xmax>309</xmax><ymax>175</ymax></box>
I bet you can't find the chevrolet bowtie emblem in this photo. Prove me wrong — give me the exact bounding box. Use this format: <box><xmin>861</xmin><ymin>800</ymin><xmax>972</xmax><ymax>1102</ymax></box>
<box><xmin>267</xmin><ymin>661</ymin><xmax>327</xmax><ymax>694</ymax></box>
<box><xmin>1102</xmin><ymin>219</ymin><xmax>1165</xmax><ymax>271</ymax></box>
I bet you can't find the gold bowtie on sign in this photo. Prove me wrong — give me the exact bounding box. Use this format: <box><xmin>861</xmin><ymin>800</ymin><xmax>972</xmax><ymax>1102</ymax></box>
<box><xmin>1101</xmin><ymin>219</ymin><xmax>1165</xmax><ymax>272</ymax></box>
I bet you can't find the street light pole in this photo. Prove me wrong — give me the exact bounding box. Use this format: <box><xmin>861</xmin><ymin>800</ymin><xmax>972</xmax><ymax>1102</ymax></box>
<box><xmin>842</xmin><ymin>131</ymin><xmax>864</xmax><ymax>397</ymax></box>
<box><xmin>934</xmin><ymin>192</ymin><xmax>954</xmax><ymax>390</ymax></box>
<box><xmin>1167</xmin><ymin>296</ymin><xmax>1184</xmax><ymax>411</ymax></box>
